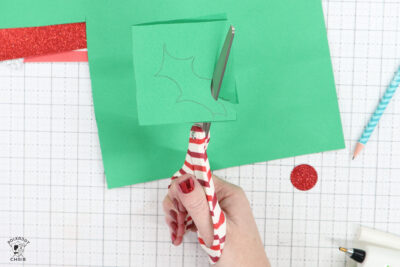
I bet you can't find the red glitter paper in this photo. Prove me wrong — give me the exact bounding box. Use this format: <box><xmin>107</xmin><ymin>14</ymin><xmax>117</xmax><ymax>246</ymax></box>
<box><xmin>290</xmin><ymin>164</ymin><xmax>318</xmax><ymax>191</ymax></box>
<box><xmin>0</xmin><ymin>22</ymin><xmax>87</xmax><ymax>61</ymax></box>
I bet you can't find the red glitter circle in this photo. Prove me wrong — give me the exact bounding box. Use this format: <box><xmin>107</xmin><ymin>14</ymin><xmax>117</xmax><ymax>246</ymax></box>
<box><xmin>290</xmin><ymin>164</ymin><xmax>318</xmax><ymax>191</ymax></box>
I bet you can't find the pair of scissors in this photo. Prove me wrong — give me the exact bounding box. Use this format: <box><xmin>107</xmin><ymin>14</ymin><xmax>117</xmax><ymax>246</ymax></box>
<box><xmin>170</xmin><ymin>25</ymin><xmax>235</xmax><ymax>264</ymax></box>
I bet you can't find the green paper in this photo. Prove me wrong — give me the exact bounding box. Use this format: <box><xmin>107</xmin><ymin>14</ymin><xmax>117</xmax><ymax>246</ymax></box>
<box><xmin>1</xmin><ymin>0</ymin><xmax>345</xmax><ymax>188</ymax></box>
<box><xmin>0</xmin><ymin>0</ymin><xmax>86</xmax><ymax>28</ymax></box>
<box><xmin>132</xmin><ymin>19</ymin><xmax>236</xmax><ymax>125</ymax></box>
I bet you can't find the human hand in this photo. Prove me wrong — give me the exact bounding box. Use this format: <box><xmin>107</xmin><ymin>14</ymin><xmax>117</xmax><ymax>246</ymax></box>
<box><xmin>163</xmin><ymin>174</ymin><xmax>271</xmax><ymax>267</ymax></box>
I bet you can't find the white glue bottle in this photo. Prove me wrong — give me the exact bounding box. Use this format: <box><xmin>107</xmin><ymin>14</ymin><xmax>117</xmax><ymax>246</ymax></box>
<box><xmin>340</xmin><ymin>226</ymin><xmax>400</xmax><ymax>267</ymax></box>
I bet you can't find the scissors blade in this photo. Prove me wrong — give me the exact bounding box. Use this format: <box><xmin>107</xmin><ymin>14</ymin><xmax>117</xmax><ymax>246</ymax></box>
<box><xmin>202</xmin><ymin>25</ymin><xmax>235</xmax><ymax>135</ymax></box>
<box><xmin>211</xmin><ymin>25</ymin><xmax>235</xmax><ymax>100</ymax></box>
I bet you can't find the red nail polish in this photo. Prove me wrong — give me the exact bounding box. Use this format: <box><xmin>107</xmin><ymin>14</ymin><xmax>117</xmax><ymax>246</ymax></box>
<box><xmin>179</xmin><ymin>177</ymin><xmax>194</xmax><ymax>194</ymax></box>
<box><xmin>171</xmin><ymin>233</ymin><xmax>176</xmax><ymax>243</ymax></box>
<box><xmin>170</xmin><ymin>221</ymin><xmax>178</xmax><ymax>233</ymax></box>
<box><xmin>169</xmin><ymin>210</ymin><xmax>177</xmax><ymax>221</ymax></box>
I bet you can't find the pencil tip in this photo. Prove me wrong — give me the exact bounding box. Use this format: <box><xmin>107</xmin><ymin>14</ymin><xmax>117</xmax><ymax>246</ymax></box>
<box><xmin>352</xmin><ymin>143</ymin><xmax>364</xmax><ymax>160</ymax></box>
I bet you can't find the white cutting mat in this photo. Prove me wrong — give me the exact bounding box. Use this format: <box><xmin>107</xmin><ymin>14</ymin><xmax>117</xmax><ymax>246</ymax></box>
<box><xmin>1</xmin><ymin>0</ymin><xmax>400</xmax><ymax>266</ymax></box>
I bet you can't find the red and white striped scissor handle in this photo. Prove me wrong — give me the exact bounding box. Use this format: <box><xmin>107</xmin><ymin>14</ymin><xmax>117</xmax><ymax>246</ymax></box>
<box><xmin>170</xmin><ymin>125</ymin><xmax>226</xmax><ymax>264</ymax></box>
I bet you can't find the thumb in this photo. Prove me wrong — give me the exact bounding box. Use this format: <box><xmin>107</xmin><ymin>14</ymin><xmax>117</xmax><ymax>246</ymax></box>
<box><xmin>169</xmin><ymin>174</ymin><xmax>214</xmax><ymax>247</ymax></box>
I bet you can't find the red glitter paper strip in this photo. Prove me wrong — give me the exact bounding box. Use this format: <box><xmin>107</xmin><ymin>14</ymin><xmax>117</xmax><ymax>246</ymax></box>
<box><xmin>24</xmin><ymin>50</ymin><xmax>88</xmax><ymax>63</ymax></box>
<box><xmin>290</xmin><ymin>164</ymin><xmax>318</xmax><ymax>191</ymax></box>
<box><xmin>0</xmin><ymin>22</ymin><xmax>87</xmax><ymax>61</ymax></box>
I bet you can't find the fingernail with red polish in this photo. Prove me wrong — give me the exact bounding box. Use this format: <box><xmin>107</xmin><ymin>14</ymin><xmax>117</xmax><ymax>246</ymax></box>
<box><xmin>169</xmin><ymin>210</ymin><xmax>177</xmax><ymax>221</ymax></box>
<box><xmin>171</xmin><ymin>233</ymin><xmax>176</xmax><ymax>244</ymax></box>
<box><xmin>179</xmin><ymin>177</ymin><xmax>194</xmax><ymax>194</ymax></box>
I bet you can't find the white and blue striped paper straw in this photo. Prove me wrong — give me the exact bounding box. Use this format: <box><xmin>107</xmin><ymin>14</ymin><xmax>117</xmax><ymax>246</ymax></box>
<box><xmin>359</xmin><ymin>66</ymin><xmax>400</xmax><ymax>145</ymax></box>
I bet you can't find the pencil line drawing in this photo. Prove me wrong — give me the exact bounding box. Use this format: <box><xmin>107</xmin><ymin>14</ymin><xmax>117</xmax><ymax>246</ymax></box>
<box><xmin>154</xmin><ymin>44</ymin><xmax>227</xmax><ymax>118</ymax></box>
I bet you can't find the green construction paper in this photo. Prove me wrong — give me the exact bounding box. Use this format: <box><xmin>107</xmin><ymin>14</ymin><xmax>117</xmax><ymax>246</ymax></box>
<box><xmin>135</xmin><ymin>13</ymin><xmax>228</xmax><ymax>26</ymax></box>
<box><xmin>1</xmin><ymin>0</ymin><xmax>345</xmax><ymax>188</ymax></box>
<box><xmin>0</xmin><ymin>0</ymin><xmax>86</xmax><ymax>28</ymax></box>
<box><xmin>132</xmin><ymin>19</ymin><xmax>236</xmax><ymax>125</ymax></box>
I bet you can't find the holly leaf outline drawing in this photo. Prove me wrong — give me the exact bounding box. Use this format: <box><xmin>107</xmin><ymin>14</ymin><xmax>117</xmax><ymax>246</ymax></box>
<box><xmin>154</xmin><ymin>44</ymin><xmax>227</xmax><ymax>118</ymax></box>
